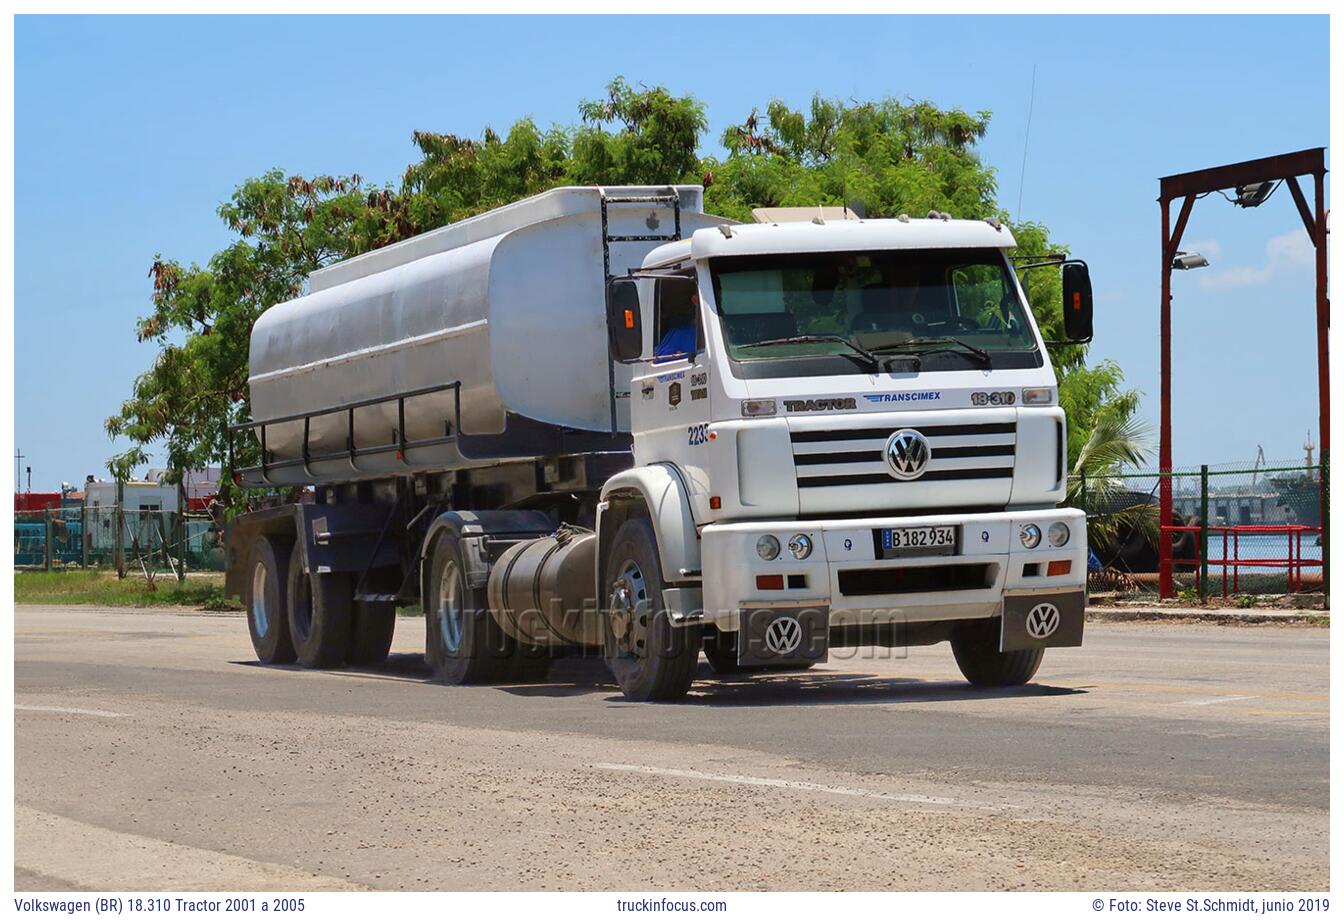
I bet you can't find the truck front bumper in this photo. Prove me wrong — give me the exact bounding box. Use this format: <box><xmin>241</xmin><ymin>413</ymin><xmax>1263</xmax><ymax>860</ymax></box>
<box><xmin>696</xmin><ymin>508</ymin><xmax>1087</xmax><ymax>635</ymax></box>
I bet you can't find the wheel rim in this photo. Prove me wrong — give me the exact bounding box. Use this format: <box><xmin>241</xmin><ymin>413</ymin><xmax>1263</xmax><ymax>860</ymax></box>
<box><xmin>608</xmin><ymin>558</ymin><xmax>650</xmax><ymax>659</ymax></box>
<box><xmin>437</xmin><ymin>559</ymin><xmax>464</xmax><ymax>654</ymax></box>
<box><xmin>250</xmin><ymin>561</ymin><xmax>269</xmax><ymax>637</ymax></box>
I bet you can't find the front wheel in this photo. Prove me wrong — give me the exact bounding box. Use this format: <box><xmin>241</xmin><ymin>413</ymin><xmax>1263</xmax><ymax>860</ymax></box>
<box><xmin>602</xmin><ymin>517</ymin><xmax>699</xmax><ymax>702</ymax></box>
<box><xmin>950</xmin><ymin>619</ymin><xmax>1044</xmax><ymax>687</ymax></box>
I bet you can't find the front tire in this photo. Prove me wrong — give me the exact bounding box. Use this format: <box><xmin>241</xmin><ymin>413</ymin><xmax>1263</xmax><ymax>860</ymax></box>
<box><xmin>602</xmin><ymin>517</ymin><xmax>698</xmax><ymax>701</ymax></box>
<box><xmin>425</xmin><ymin>535</ymin><xmax>514</xmax><ymax>684</ymax></box>
<box><xmin>244</xmin><ymin>536</ymin><xmax>296</xmax><ymax>664</ymax></box>
<box><xmin>286</xmin><ymin>553</ymin><xmax>353</xmax><ymax>669</ymax></box>
<box><xmin>950</xmin><ymin>619</ymin><xmax>1044</xmax><ymax>687</ymax></box>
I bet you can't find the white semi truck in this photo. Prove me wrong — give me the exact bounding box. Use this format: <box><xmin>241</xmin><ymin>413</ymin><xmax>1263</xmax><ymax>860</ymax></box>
<box><xmin>225</xmin><ymin>185</ymin><xmax>1092</xmax><ymax>701</ymax></box>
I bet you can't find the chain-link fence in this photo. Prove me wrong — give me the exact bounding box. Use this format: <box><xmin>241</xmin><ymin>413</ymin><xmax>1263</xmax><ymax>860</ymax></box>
<box><xmin>14</xmin><ymin>505</ymin><xmax>226</xmax><ymax>574</ymax></box>
<box><xmin>1072</xmin><ymin>459</ymin><xmax>1326</xmax><ymax>599</ymax></box>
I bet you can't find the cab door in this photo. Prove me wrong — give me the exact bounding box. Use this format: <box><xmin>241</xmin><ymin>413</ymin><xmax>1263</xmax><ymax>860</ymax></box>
<box><xmin>630</xmin><ymin>274</ymin><xmax>713</xmax><ymax>513</ymax></box>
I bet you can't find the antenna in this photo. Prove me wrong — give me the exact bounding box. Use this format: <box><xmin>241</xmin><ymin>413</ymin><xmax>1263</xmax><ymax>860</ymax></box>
<box><xmin>1015</xmin><ymin>63</ymin><xmax>1038</xmax><ymax>222</ymax></box>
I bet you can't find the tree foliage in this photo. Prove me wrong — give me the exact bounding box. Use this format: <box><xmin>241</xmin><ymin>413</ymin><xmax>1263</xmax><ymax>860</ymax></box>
<box><xmin>107</xmin><ymin>78</ymin><xmax>1140</xmax><ymax>503</ymax></box>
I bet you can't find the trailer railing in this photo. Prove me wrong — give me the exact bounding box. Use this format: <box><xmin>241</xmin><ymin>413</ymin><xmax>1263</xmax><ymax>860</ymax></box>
<box><xmin>228</xmin><ymin>381</ymin><xmax>465</xmax><ymax>484</ymax></box>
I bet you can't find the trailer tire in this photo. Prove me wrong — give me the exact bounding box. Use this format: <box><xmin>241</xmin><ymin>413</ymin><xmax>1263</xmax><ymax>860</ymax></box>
<box><xmin>348</xmin><ymin>601</ymin><xmax>396</xmax><ymax>666</ymax></box>
<box><xmin>286</xmin><ymin>553</ymin><xmax>353</xmax><ymax>669</ymax></box>
<box><xmin>244</xmin><ymin>536</ymin><xmax>296</xmax><ymax>664</ymax></box>
<box><xmin>950</xmin><ymin>620</ymin><xmax>1044</xmax><ymax>687</ymax></box>
<box><xmin>425</xmin><ymin>535</ymin><xmax>514</xmax><ymax>684</ymax></box>
<box><xmin>602</xmin><ymin>517</ymin><xmax>699</xmax><ymax>701</ymax></box>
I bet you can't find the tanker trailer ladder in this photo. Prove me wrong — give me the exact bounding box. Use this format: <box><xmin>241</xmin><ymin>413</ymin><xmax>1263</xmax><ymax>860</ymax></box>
<box><xmin>599</xmin><ymin>186</ymin><xmax>683</xmax><ymax>434</ymax></box>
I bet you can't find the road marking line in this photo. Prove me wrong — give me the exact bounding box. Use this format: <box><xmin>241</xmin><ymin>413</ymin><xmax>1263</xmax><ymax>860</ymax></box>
<box><xmin>14</xmin><ymin>805</ymin><xmax>369</xmax><ymax>891</ymax></box>
<box><xmin>16</xmin><ymin>704</ymin><xmax>124</xmax><ymax>718</ymax></box>
<box><xmin>592</xmin><ymin>762</ymin><xmax>1012</xmax><ymax>811</ymax></box>
<box><xmin>1181</xmin><ymin>695</ymin><xmax>1257</xmax><ymax>707</ymax></box>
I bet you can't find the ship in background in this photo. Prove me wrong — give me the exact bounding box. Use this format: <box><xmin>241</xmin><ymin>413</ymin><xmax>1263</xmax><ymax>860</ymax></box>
<box><xmin>1270</xmin><ymin>433</ymin><xmax>1323</xmax><ymax>529</ymax></box>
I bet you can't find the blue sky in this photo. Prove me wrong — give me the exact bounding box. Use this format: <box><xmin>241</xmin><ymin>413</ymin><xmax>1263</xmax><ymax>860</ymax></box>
<box><xmin>13</xmin><ymin>14</ymin><xmax>1330</xmax><ymax>490</ymax></box>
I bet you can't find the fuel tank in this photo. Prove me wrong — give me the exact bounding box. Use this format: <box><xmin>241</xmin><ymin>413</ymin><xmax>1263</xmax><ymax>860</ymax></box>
<box><xmin>486</xmin><ymin>527</ymin><xmax>603</xmax><ymax>649</ymax></box>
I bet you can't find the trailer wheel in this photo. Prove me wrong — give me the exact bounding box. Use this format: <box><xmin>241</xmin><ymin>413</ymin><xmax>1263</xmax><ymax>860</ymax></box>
<box><xmin>286</xmin><ymin>553</ymin><xmax>353</xmax><ymax>669</ymax></box>
<box><xmin>602</xmin><ymin>518</ymin><xmax>699</xmax><ymax>702</ymax></box>
<box><xmin>244</xmin><ymin>536</ymin><xmax>296</xmax><ymax>664</ymax></box>
<box><xmin>425</xmin><ymin>535</ymin><xmax>513</xmax><ymax>684</ymax></box>
<box><xmin>348</xmin><ymin>601</ymin><xmax>396</xmax><ymax>667</ymax></box>
<box><xmin>950</xmin><ymin>620</ymin><xmax>1044</xmax><ymax>687</ymax></box>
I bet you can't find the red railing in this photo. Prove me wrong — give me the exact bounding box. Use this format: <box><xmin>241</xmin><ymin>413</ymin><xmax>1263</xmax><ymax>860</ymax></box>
<box><xmin>1162</xmin><ymin>523</ymin><xmax>1323</xmax><ymax>596</ymax></box>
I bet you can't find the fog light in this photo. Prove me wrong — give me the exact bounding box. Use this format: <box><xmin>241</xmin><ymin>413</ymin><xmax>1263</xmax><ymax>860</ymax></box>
<box><xmin>1019</xmin><ymin>524</ymin><xmax>1042</xmax><ymax>549</ymax></box>
<box><xmin>756</xmin><ymin>534</ymin><xmax>781</xmax><ymax>561</ymax></box>
<box><xmin>1047</xmin><ymin>521</ymin><xmax>1070</xmax><ymax>547</ymax></box>
<box><xmin>788</xmin><ymin>533</ymin><xmax>813</xmax><ymax>559</ymax></box>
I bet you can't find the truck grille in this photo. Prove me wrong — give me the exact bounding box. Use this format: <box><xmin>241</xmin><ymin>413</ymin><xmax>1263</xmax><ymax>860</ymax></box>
<box><xmin>791</xmin><ymin>421</ymin><xmax>1016</xmax><ymax>489</ymax></box>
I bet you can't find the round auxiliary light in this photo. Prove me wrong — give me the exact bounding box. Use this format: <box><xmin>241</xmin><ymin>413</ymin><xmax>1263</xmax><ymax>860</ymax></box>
<box><xmin>1019</xmin><ymin>524</ymin><xmax>1042</xmax><ymax>550</ymax></box>
<box><xmin>788</xmin><ymin>533</ymin><xmax>813</xmax><ymax>560</ymax></box>
<box><xmin>1047</xmin><ymin>521</ymin><xmax>1071</xmax><ymax>548</ymax></box>
<box><xmin>756</xmin><ymin>534</ymin><xmax>781</xmax><ymax>561</ymax></box>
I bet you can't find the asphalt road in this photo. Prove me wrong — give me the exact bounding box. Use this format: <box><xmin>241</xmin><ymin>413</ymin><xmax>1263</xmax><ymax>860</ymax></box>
<box><xmin>14</xmin><ymin>605</ymin><xmax>1329</xmax><ymax>891</ymax></box>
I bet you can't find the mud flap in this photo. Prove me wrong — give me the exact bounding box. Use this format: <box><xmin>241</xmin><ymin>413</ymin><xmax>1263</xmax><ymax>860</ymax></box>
<box><xmin>738</xmin><ymin>606</ymin><xmax>830</xmax><ymax>667</ymax></box>
<box><xmin>1001</xmin><ymin>590</ymin><xmax>1086</xmax><ymax>652</ymax></box>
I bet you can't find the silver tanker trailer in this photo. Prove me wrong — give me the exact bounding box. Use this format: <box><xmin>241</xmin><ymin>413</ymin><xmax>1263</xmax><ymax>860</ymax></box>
<box><xmin>227</xmin><ymin>185</ymin><xmax>1094</xmax><ymax>701</ymax></box>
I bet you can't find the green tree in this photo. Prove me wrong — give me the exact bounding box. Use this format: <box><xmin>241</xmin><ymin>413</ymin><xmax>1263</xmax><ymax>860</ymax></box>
<box><xmin>107</xmin><ymin>79</ymin><xmax>1142</xmax><ymax>508</ymax></box>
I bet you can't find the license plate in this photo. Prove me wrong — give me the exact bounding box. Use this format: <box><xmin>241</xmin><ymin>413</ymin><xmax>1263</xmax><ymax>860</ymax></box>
<box><xmin>880</xmin><ymin>525</ymin><xmax>958</xmax><ymax>557</ymax></box>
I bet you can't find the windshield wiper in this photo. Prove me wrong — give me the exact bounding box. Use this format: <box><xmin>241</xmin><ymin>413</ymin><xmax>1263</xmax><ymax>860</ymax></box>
<box><xmin>870</xmin><ymin>336</ymin><xmax>993</xmax><ymax>367</ymax></box>
<box><xmin>742</xmin><ymin>334</ymin><xmax>881</xmax><ymax>369</ymax></box>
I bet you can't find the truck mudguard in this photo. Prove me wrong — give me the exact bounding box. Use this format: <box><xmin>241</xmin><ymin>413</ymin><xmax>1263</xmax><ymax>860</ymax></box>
<box><xmin>418</xmin><ymin>508</ymin><xmax>555</xmax><ymax>596</ymax></box>
<box><xmin>597</xmin><ymin>463</ymin><xmax>700</xmax><ymax>589</ymax></box>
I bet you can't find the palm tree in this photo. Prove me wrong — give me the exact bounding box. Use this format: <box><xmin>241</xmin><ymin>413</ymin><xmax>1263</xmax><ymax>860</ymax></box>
<box><xmin>1067</xmin><ymin>406</ymin><xmax>1158</xmax><ymax>559</ymax></box>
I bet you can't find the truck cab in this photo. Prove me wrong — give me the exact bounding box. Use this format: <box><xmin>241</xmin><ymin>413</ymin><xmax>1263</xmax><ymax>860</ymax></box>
<box><xmin>597</xmin><ymin>214</ymin><xmax>1091</xmax><ymax>696</ymax></box>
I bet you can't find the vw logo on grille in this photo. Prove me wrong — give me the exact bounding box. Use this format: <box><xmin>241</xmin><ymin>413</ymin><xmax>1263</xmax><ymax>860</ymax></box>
<box><xmin>884</xmin><ymin>429</ymin><xmax>932</xmax><ymax>481</ymax></box>
<box><xmin>1025</xmin><ymin>603</ymin><xmax>1061</xmax><ymax>639</ymax></box>
<box><xmin>763</xmin><ymin>616</ymin><xmax>804</xmax><ymax>656</ymax></box>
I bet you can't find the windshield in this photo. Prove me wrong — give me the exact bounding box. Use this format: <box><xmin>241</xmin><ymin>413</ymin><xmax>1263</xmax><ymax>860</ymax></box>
<box><xmin>709</xmin><ymin>248</ymin><xmax>1039</xmax><ymax>371</ymax></box>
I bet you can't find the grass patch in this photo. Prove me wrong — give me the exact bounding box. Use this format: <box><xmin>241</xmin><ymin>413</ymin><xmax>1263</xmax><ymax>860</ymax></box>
<box><xmin>15</xmin><ymin>570</ymin><xmax>240</xmax><ymax>610</ymax></box>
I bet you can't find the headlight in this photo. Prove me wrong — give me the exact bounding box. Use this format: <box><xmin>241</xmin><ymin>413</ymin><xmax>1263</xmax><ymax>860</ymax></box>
<box><xmin>1019</xmin><ymin>524</ymin><xmax>1042</xmax><ymax>549</ymax></box>
<box><xmin>756</xmin><ymin>534</ymin><xmax>781</xmax><ymax>561</ymax></box>
<box><xmin>787</xmin><ymin>533</ymin><xmax>813</xmax><ymax>559</ymax></box>
<box><xmin>741</xmin><ymin>399</ymin><xmax>778</xmax><ymax>418</ymax></box>
<box><xmin>1022</xmin><ymin>387</ymin><xmax>1054</xmax><ymax>406</ymax></box>
<box><xmin>1047</xmin><ymin>521</ymin><xmax>1070</xmax><ymax>547</ymax></box>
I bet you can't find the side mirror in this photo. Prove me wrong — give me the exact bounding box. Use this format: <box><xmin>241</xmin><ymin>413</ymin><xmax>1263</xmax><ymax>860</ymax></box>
<box><xmin>607</xmin><ymin>278</ymin><xmax>643</xmax><ymax>362</ymax></box>
<box><xmin>1061</xmin><ymin>261</ymin><xmax>1093</xmax><ymax>344</ymax></box>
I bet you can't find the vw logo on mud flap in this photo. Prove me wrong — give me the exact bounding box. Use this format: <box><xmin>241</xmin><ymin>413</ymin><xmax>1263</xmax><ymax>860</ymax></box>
<box><xmin>763</xmin><ymin>616</ymin><xmax>804</xmax><ymax>656</ymax></box>
<box><xmin>884</xmin><ymin>429</ymin><xmax>931</xmax><ymax>481</ymax></box>
<box><xmin>1025</xmin><ymin>603</ymin><xmax>1061</xmax><ymax>639</ymax></box>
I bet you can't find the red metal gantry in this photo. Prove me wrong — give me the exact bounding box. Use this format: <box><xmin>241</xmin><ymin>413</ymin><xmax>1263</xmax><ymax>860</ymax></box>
<box><xmin>1158</xmin><ymin>148</ymin><xmax>1329</xmax><ymax>599</ymax></box>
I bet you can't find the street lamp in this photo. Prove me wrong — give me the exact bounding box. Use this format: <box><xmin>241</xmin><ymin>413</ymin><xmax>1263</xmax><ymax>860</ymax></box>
<box><xmin>1234</xmin><ymin>181</ymin><xmax>1277</xmax><ymax>208</ymax></box>
<box><xmin>1172</xmin><ymin>251</ymin><xmax>1209</xmax><ymax>271</ymax></box>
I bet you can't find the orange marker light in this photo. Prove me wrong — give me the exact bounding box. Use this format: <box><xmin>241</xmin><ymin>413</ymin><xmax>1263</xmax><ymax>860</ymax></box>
<box><xmin>709</xmin><ymin>496</ymin><xmax>722</xmax><ymax>510</ymax></box>
<box><xmin>707</xmin><ymin>430</ymin><xmax>717</xmax><ymax>441</ymax></box>
<box><xmin>1072</xmin><ymin>292</ymin><xmax>1081</xmax><ymax>311</ymax></box>
<box><xmin>623</xmin><ymin>309</ymin><xmax>635</xmax><ymax>329</ymax></box>
<box><xmin>755</xmin><ymin>574</ymin><xmax>784</xmax><ymax>591</ymax></box>
<box><xmin>1047</xmin><ymin>559</ymin><xmax>1072</xmax><ymax>577</ymax></box>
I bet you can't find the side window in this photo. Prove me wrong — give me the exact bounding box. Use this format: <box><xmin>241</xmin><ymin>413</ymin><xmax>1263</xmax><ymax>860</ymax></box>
<box><xmin>653</xmin><ymin>275</ymin><xmax>702</xmax><ymax>361</ymax></box>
